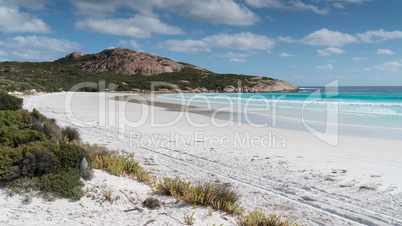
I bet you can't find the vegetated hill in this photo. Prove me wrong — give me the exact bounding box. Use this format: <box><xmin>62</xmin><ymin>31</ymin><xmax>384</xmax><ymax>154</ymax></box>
<box><xmin>0</xmin><ymin>48</ymin><xmax>299</xmax><ymax>93</ymax></box>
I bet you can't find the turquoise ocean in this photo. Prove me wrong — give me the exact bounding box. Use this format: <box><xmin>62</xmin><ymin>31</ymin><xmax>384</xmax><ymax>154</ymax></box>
<box><xmin>158</xmin><ymin>86</ymin><xmax>402</xmax><ymax>140</ymax></box>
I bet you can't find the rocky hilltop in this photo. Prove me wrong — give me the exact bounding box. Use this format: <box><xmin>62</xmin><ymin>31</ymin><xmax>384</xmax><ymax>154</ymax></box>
<box><xmin>67</xmin><ymin>48</ymin><xmax>202</xmax><ymax>76</ymax></box>
<box><xmin>61</xmin><ymin>48</ymin><xmax>299</xmax><ymax>93</ymax></box>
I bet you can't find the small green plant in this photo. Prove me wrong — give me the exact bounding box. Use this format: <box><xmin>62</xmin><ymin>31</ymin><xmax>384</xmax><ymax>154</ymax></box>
<box><xmin>99</xmin><ymin>189</ymin><xmax>120</xmax><ymax>204</ymax></box>
<box><xmin>184</xmin><ymin>212</ymin><xmax>196</xmax><ymax>225</ymax></box>
<box><xmin>235</xmin><ymin>208</ymin><xmax>298</xmax><ymax>226</ymax></box>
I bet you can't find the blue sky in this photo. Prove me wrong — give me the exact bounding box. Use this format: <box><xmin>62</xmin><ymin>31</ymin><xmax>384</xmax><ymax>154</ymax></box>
<box><xmin>1</xmin><ymin>0</ymin><xmax>402</xmax><ymax>86</ymax></box>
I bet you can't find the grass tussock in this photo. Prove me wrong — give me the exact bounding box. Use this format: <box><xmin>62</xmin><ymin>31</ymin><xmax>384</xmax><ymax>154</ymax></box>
<box><xmin>155</xmin><ymin>177</ymin><xmax>244</xmax><ymax>214</ymax></box>
<box><xmin>83</xmin><ymin>143</ymin><xmax>154</xmax><ymax>185</ymax></box>
<box><xmin>235</xmin><ymin>208</ymin><xmax>299</xmax><ymax>226</ymax></box>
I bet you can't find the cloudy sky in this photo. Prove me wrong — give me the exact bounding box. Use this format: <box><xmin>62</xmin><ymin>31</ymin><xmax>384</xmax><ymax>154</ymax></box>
<box><xmin>0</xmin><ymin>0</ymin><xmax>401</xmax><ymax>86</ymax></box>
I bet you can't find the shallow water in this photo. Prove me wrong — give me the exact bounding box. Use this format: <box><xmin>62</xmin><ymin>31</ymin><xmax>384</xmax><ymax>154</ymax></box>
<box><xmin>157</xmin><ymin>86</ymin><xmax>402</xmax><ymax>140</ymax></box>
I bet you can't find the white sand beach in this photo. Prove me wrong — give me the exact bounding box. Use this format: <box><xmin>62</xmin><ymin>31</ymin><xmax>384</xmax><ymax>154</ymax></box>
<box><xmin>1</xmin><ymin>92</ymin><xmax>402</xmax><ymax>225</ymax></box>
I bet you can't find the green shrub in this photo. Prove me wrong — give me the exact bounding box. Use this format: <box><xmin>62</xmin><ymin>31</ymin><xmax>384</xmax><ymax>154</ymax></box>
<box><xmin>0</xmin><ymin>140</ymin><xmax>58</xmax><ymax>181</ymax></box>
<box><xmin>20</xmin><ymin>148</ymin><xmax>55</xmax><ymax>177</ymax></box>
<box><xmin>38</xmin><ymin>168</ymin><xmax>85</xmax><ymax>200</ymax></box>
<box><xmin>43</xmin><ymin>118</ymin><xmax>62</xmax><ymax>139</ymax></box>
<box><xmin>0</xmin><ymin>92</ymin><xmax>23</xmax><ymax>111</ymax></box>
<box><xmin>1</xmin><ymin>141</ymin><xmax>87</xmax><ymax>199</ymax></box>
<box><xmin>0</xmin><ymin>107</ymin><xmax>91</xmax><ymax>201</ymax></box>
<box><xmin>235</xmin><ymin>208</ymin><xmax>298</xmax><ymax>226</ymax></box>
<box><xmin>31</xmin><ymin>108</ymin><xmax>43</xmax><ymax>120</ymax></box>
<box><xmin>52</xmin><ymin>142</ymin><xmax>87</xmax><ymax>170</ymax></box>
<box><xmin>0</xmin><ymin>110</ymin><xmax>39</xmax><ymax>147</ymax></box>
<box><xmin>0</xmin><ymin>145</ymin><xmax>25</xmax><ymax>181</ymax></box>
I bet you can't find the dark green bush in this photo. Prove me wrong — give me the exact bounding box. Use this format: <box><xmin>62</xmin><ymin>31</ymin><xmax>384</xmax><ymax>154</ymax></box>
<box><xmin>61</xmin><ymin>126</ymin><xmax>80</xmax><ymax>141</ymax></box>
<box><xmin>0</xmin><ymin>92</ymin><xmax>23</xmax><ymax>111</ymax></box>
<box><xmin>0</xmin><ymin>140</ymin><xmax>58</xmax><ymax>181</ymax></box>
<box><xmin>53</xmin><ymin>142</ymin><xmax>87</xmax><ymax>171</ymax></box>
<box><xmin>0</xmin><ymin>145</ymin><xmax>25</xmax><ymax>181</ymax></box>
<box><xmin>43</xmin><ymin>119</ymin><xmax>62</xmax><ymax>139</ymax></box>
<box><xmin>0</xmin><ymin>111</ymin><xmax>39</xmax><ymax>148</ymax></box>
<box><xmin>0</xmin><ymin>106</ymin><xmax>91</xmax><ymax>200</ymax></box>
<box><xmin>38</xmin><ymin>168</ymin><xmax>85</xmax><ymax>200</ymax></box>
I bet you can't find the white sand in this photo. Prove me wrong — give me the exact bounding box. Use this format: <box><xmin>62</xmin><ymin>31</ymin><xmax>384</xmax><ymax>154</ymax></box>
<box><xmin>1</xmin><ymin>92</ymin><xmax>402</xmax><ymax>225</ymax></box>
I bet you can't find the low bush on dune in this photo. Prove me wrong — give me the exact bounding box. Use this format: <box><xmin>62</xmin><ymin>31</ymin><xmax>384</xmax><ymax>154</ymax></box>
<box><xmin>0</xmin><ymin>94</ymin><xmax>91</xmax><ymax>200</ymax></box>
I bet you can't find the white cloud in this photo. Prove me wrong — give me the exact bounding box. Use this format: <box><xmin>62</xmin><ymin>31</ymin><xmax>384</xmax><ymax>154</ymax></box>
<box><xmin>352</xmin><ymin>57</ymin><xmax>368</xmax><ymax>61</ymax></box>
<box><xmin>162</xmin><ymin>40</ymin><xmax>211</xmax><ymax>54</ymax></box>
<box><xmin>2</xmin><ymin>0</ymin><xmax>48</xmax><ymax>10</ymax></box>
<box><xmin>333</xmin><ymin>3</ymin><xmax>344</xmax><ymax>9</ymax></box>
<box><xmin>72</xmin><ymin>0</ymin><xmax>259</xmax><ymax>26</ymax></box>
<box><xmin>214</xmin><ymin>52</ymin><xmax>250</xmax><ymax>63</ymax></box>
<box><xmin>317</xmin><ymin>47</ymin><xmax>345</xmax><ymax>56</ymax></box>
<box><xmin>317</xmin><ymin>0</ymin><xmax>370</xmax><ymax>4</ymax></box>
<box><xmin>316</xmin><ymin>64</ymin><xmax>334</xmax><ymax>70</ymax></box>
<box><xmin>164</xmin><ymin>0</ymin><xmax>260</xmax><ymax>26</ymax></box>
<box><xmin>279</xmin><ymin>52</ymin><xmax>296</xmax><ymax>57</ymax></box>
<box><xmin>245</xmin><ymin>0</ymin><xmax>328</xmax><ymax>15</ymax></box>
<box><xmin>358</xmin><ymin>29</ymin><xmax>402</xmax><ymax>43</ymax></box>
<box><xmin>373</xmin><ymin>60</ymin><xmax>402</xmax><ymax>72</ymax></box>
<box><xmin>0</xmin><ymin>4</ymin><xmax>51</xmax><ymax>33</ymax></box>
<box><xmin>214</xmin><ymin>52</ymin><xmax>250</xmax><ymax>58</ymax></box>
<box><xmin>245</xmin><ymin>0</ymin><xmax>285</xmax><ymax>8</ymax></box>
<box><xmin>279</xmin><ymin>28</ymin><xmax>358</xmax><ymax>47</ymax></box>
<box><xmin>203</xmin><ymin>32</ymin><xmax>275</xmax><ymax>50</ymax></box>
<box><xmin>0</xmin><ymin>36</ymin><xmax>82</xmax><ymax>61</ymax></box>
<box><xmin>160</xmin><ymin>32</ymin><xmax>275</xmax><ymax>54</ymax></box>
<box><xmin>76</xmin><ymin>14</ymin><xmax>184</xmax><ymax>38</ymax></box>
<box><xmin>375</xmin><ymin>48</ymin><xmax>394</xmax><ymax>55</ymax></box>
<box><xmin>229</xmin><ymin>58</ymin><xmax>247</xmax><ymax>63</ymax></box>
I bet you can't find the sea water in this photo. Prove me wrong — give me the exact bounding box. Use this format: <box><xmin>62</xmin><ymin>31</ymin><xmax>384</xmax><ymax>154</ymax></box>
<box><xmin>158</xmin><ymin>86</ymin><xmax>402</xmax><ymax>140</ymax></box>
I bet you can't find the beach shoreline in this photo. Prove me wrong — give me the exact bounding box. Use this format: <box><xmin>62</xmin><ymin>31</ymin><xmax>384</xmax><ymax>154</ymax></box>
<box><xmin>2</xmin><ymin>91</ymin><xmax>401</xmax><ymax>225</ymax></box>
